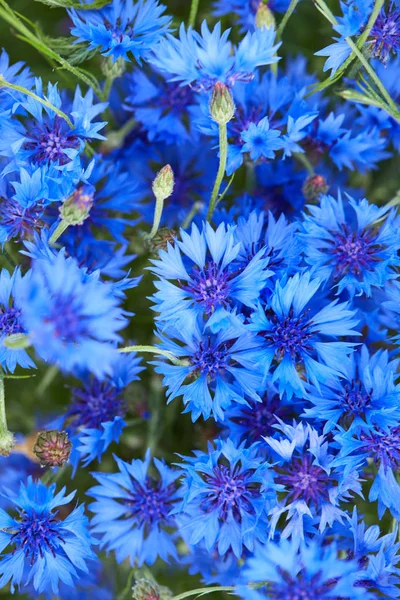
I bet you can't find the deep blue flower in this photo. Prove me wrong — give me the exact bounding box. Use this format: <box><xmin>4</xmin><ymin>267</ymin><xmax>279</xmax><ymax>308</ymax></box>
<box><xmin>335</xmin><ymin>423</ymin><xmax>400</xmax><ymax>520</ymax></box>
<box><xmin>69</xmin><ymin>0</ymin><xmax>171</xmax><ymax>63</ymax></box>
<box><xmin>18</xmin><ymin>250</ymin><xmax>129</xmax><ymax>378</ymax></box>
<box><xmin>0</xmin><ymin>267</ymin><xmax>35</xmax><ymax>373</ymax></box>
<box><xmin>249</xmin><ymin>271</ymin><xmax>360</xmax><ymax>399</ymax></box>
<box><xmin>368</xmin><ymin>2</ymin><xmax>400</xmax><ymax>64</ymax></box>
<box><xmin>301</xmin><ymin>193</ymin><xmax>400</xmax><ymax>297</ymax></box>
<box><xmin>176</xmin><ymin>439</ymin><xmax>279</xmax><ymax>557</ymax></box>
<box><xmin>240</xmin><ymin>117</ymin><xmax>283</xmax><ymax>160</ymax></box>
<box><xmin>0</xmin><ymin>477</ymin><xmax>95</xmax><ymax>594</ymax></box>
<box><xmin>88</xmin><ymin>450</ymin><xmax>181</xmax><ymax>565</ymax></box>
<box><xmin>150</xmin><ymin>21</ymin><xmax>280</xmax><ymax>90</ymax></box>
<box><xmin>150</xmin><ymin>221</ymin><xmax>271</xmax><ymax>324</ymax></box>
<box><xmin>124</xmin><ymin>68</ymin><xmax>201</xmax><ymax>144</ymax></box>
<box><xmin>0</xmin><ymin>450</ymin><xmax>39</xmax><ymax>511</ymax></box>
<box><xmin>304</xmin><ymin>346</ymin><xmax>400</xmax><ymax>434</ymax></box>
<box><xmin>154</xmin><ymin>316</ymin><xmax>265</xmax><ymax>422</ymax></box>
<box><xmin>264</xmin><ymin>421</ymin><xmax>361</xmax><ymax>539</ymax></box>
<box><xmin>238</xmin><ymin>538</ymin><xmax>365</xmax><ymax>600</ymax></box>
<box><xmin>0</xmin><ymin>49</ymin><xmax>33</xmax><ymax>113</ymax></box>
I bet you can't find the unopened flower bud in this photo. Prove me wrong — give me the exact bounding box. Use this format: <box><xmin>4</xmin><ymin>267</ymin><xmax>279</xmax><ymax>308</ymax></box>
<box><xmin>210</xmin><ymin>82</ymin><xmax>235</xmax><ymax>124</ymax></box>
<box><xmin>302</xmin><ymin>174</ymin><xmax>329</xmax><ymax>202</ymax></box>
<box><xmin>132</xmin><ymin>579</ymin><xmax>172</xmax><ymax>600</ymax></box>
<box><xmin>101</xmin><ymin>56</ymin><xmax>125</xmax><ymax>79</ymax></box>
<box><xmin>152</xmin><ymin>165</ymin><xmax>174</xmax><ymax>202</ymax></box>
<box><xmin>60</xmin><ymin>186</ymin><xmax>94</xmax><ymax>226</ymax></box>
<box><xmin>145</xmin><ymin>227</ymin><xmax>177</xmax><ymax>255</ymax></box>
<box><xmin>256</xmin><ymin>2</ymin><xmax>276</xmax><ymax>29</ymax></box>
<box><xmin>33</xmin><ymin>430</ymin><xmax>72</xmax><ymax>467</ymax></box>
<box><xmin>0</xmin><ymin>430</ymin><xmax>15</xmax><ymax>457</ymax></box>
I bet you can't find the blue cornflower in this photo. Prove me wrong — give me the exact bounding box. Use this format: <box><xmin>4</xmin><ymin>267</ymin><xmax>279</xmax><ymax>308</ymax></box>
<box><xmin>249</xmin><ymin>271</ymin><xmax>360</xmax><ymax>399</ymax></box>
<box><xmin>124</xmin><ymin>68</ymin><xmax>201</xmax><ymax>145</ymax></box>
<box><xmin>64</xmin><ymin>351</ymin><xmax>143</xmax><ymax>467</ymax></box>
<box><xmin>69</xmin><ymin>0</ymin><xmax>171</xmax><ymax>63</ymax></box>
<box><xmin>88</xmin><ymin>450</ymin><xmax>181</xmax><ymax>565</ymax></box>
<box><xmin>301</xmin><ymin>194</ymin><xmax>400</xmax><ymax>297</ymax></box>
<box><xmin>0</xmin><ymin>49</ymin><xmax>33</xmax><ymax>113</ymax></box>
<box><xmin>0</xmin><ymin>450</ymin><xmax>38</xmax><ymax>511</ymax></box>
<box><xmin>150</xmin><ymin>222</ymin><xmax>271</xmax><ymax>325</ymax></box>
<box><xmin>18</xmin><ymin>250</ymin><xmax>128</xmax><ymax>378</ymax></box>
<box><xmin>0</xmin><ymin>477</ymin><xmax>95</xmax><ymax>594</ymax></box>
<box><xmin>176</xmin><ymin>439</ymin><xmax>279</xmax><ymax>557</ymax></box>
<box><xmin>240</xmin><ymin>117</ymin><xmax>283</xmax><ymax>161</ymax></box>
<box><xmin>304</xmin><ymin>346</ymin><xmax>400</xmax><ymax>434</ymax></box>
<box><xmin>0</xmin><ymin>267</ymin><xmax>35</xmax><ymax>373</ymax></box>
<box><xmin>154</xmin><ymin>316</ymin><xmax>265</xmax><ymax>422</ymax></box>
<box><xmin>335</xmin><ymin>423</ymin><xmax>400</xmax><ymax>520</ymax></box>
<box><xmin>150</xmin><ymin>21</ymin><xmax>280</xmax><ymax>90</ymax></box>
<box><xmin>213</xmin><ymin>0</ymin><xmax>292</xmax><ymax>31</ymax></box>
<box><xmin>368</xmin><ymin>2</ymin><xmax>400</xmax><ymax>63</ymax></box>
<box><xmin>264</xmin><ymin>421</ymin><xmax>362</xmax><ymax>538</ymax></box>
<box><xmin>237</xmin><ymin>538</ymin><xmax>365</xmax><ymax>600</ymax></box>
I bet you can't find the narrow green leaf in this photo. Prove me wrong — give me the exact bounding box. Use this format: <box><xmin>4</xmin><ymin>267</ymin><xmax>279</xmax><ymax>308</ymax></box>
<box><xmin>33</xmin><ymin>0</ymin><xmax>111</xmax><ymax>9</ymax></box>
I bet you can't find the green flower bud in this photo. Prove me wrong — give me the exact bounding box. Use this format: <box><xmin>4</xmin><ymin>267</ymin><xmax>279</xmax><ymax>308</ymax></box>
<box><xmin>33</xmin><ymin>430</ymin><xmax>72</xmax><ymax>467</ymax></box>
<box><xmin>302</xmin><ymin>174</ymin><xmax>329</xmax><ymax>202</ymax></box>
<box><xmin>101</xmin><ymin>56</ymin><xmax>125</xmax><ymax>80</ymax></box>
<box><xmin>210</xmin><ymin>82</ymin><xmax>235</xmax><ymax>124</ymax></box>
<box><xmin>132</xmin><ymin>579</ymin><xmax>172</xmax><ymax>600</ymax></box>
<box><xmin>255</xmin><ymin>3</ymin><xmax>276</xmax><ymax>29</ymax></box>
<box><xmin>152</xmin><ymin>165</ymin><xmax>174</xmax><ymax>202</ymax></box>
<box><xmin>59</xmin><ymin>186</ymin><xmax>94</xmax><ymax>226</ymax></box>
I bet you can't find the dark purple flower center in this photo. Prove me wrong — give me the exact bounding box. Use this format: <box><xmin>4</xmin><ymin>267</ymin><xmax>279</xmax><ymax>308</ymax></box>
<box><xmin>128</xmin><ymin>479</ymin><xmax>175</xmax><ymax>529</ymax></box>
<box><xmin>202</xmin><ymin>464</ymin><xmax>258</xmax><ymax>520</ymax></box>
<box><xmin>278</xmin><ymin>453</ymin><xmax>330</xmax><ymax>505</ymax></box>
<box><xmin>340</xmin><ymin>379</ymin><xmax>371</xmax><ymax>416</ymax></box>
<box><xmin>361</xmin><ymin>426</ymin><xmax>400</xmax><ymax>471</ymax></box>
<box><xmin>11</xmin><ymin>510</ymin><xmax>64</xmax><ymax>564</ymax></box>
<box><xmin>25</xmin><ymin>117</ymin><xmax>80</xmax><ymax>165</ymax></box>
<box><xmin>159</xmin><ymin>83</ymin><xmax>194</xmax><ymax>114</ymax></box>
<box><xmin>48</xmin><ymin>295</ymin><xmax>88</xmax><ymax>343</ymax></box>
<box><xmin>264</xmin><ymin>308</ymin><xmax>313</xmax><ymax>359</ymax></box>
<box><xmin>184</xmin><ymin>263</ymin><xmax>230</xmax><ymax>313</ymax></box>
<box><xmin>0</xmin><ymin>198</ymin><xmax>44</xmax><ymax>240</ymax></box>
<box><xmin>0</xmin><ymin>306</ymin><xmax>25</xmax><ymax>337</ymax></box>
<box><xmin>329</xmin><ymin>225</ymin><xmax>382</xmax><ymax>279</ymax></box>
<box><xmin>69</xmin><ymin>379</ymin><xmax>126</xmax><ymax>430</ymax></box>
<box><xmin>191</xmin><ymin>339</ymin><xmax>229</xmax><ymax>379</ymax></box>
<box><xmin>230</xmin><ymin>393</ymin><xmax>291</xmax><ymax>443</ymax></box>
<box><xmin>369</xmin><ymin>5</ymin><xmax>400</xmax><ymax>63</ymax></box>
<box><xmin>268</xmin><ymin>569</ymin><xmax>336</xmax><ymax>599</ymax></box>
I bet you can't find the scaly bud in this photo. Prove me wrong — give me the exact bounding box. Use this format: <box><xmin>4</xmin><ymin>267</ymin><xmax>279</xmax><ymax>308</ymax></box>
<box><xmin>60</xmin><ymin>186</ymin><xmax>94</xmax><ymax>226</ymax></box>
<box><xmin>145</xmin><ymin>227</ymin><xmax>177</xmax><ymax>255</ymax></box>
<box><xmin>152</xmin><ymin>165</ymin><xmax>174</xmax><ymax>203</ymax></box>
<box><xmin>132</xmin><ymin>579</ymin><xmax>172</xmax><ymax>600</ymax></box>
<box><xmin>101</xmin><ymin>56</ymin><xmax>125</xmax><ymax>80</ymax></box>
<box><xmin>256</xmin><ymin>2</ymin><xmax>276</xmax><ymax>29</ymax></box>
<box><xmin>33</xmin><ymin>430</ymin><xmax>72</xmax><ymax>467</ymax></box>
<box><xmin>210</xmin><ymin>82</ymin><xmax>235</xmax><ymax>124</ymax></box>
<box><xmin>302</xmin><ymin>174</ymin><xmax>329</xmax><ymax>202</ymax></box>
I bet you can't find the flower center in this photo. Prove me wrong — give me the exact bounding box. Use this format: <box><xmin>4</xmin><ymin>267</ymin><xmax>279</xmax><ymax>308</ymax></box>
<box><xmin>128</xmin><ymin>479</ymin><xmax>175</xmax><ymax>529</ymax></box>
<box><xmin>69</xmin><ymin>380</ymin><xmax>126</xmax><ymax>429</ymax></box>
<box><xmin>160</xmin><ymin>83</ymin><xmax>194</xmax><ymax>114</ymax></box>
<box><xmin>341</xmin><ymin>379</ymin><xmax>371</xmax><ymax>415</ymax></box>
<box><xmin>369</xmin><ymin>7</ymin><xmax>400</xmax><ymax>64</ymax></box>
<box><xmin>265</xmin><ymin>309</ymin><xmax>313</xmax><ymax>359</ymax></box>
<box><xmin>185</xmin><ymin>263</ymin><xmax>230</xmax><ymax>313</ymax></box>
<box><xmin>11</xmin><ymin>511</ymin><xmax>64</xmax><ymax>564</ymax></box>
<box><xmin>277</xmin><ymin>454</ymin><xmax>330</xmax><ymax>505</ymax></box>
<box><xmin>361</xmin><ymin>427</ymin><xmax>400</xmax><ymax>471</ymax></box>
<box><xmin>230</xmin><ymin>393</ymin><xmax>290</xmax><ymax>443</ymax></box>
<box><xmin>25</xmin><ymin>117</ymin><xmax>80</xmax><ymax>165</ymax></box>
<box><xmin>49</xmin><ymin>296</ymin><xmax>88</xmax><ymax>343</ymax></box>
<box><xmin>268</xmin><ymin>570</ymin><xmax>336</xmax><ymax>600</ymax></box>
<box><xmin>191</xmin><ymin>340</ymin><xmax>229</xmax><ymax>379</ymax></box>
<box><xmin>202</xmin><ymin>464</ymin><xmax>256</xmax><ymax>520</ymax></box>
<box><xmin>329</xmin><ymin>225</ymin><xmax>382</xmax><ymax>279</ymax></box>
<box><xmin>0</xmin><ymin>198</ymin><xmax>44</xmax><ymax>240</ymax></box>
<box><xmin>0</xmin><ymin>306</ymin><xmax>25</xmax><ymax>337</ymax></box>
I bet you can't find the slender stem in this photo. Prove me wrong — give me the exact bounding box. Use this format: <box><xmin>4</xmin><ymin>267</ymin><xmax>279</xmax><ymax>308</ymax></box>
<box><xmin>147</xmin><ymin>196</ymin><xmax>164</xmax><ymax>240</ymax></box>
<box><xmin>277</xmin><ymin>0</ymin><xmax>301</xmax><ymax>39</ymax></box>
<box><xmin>1</xmin><ymin>247</ymin><xmax>16</xmax><ymax>270</ymax></box>
<box><xmin>182</xmin><ymin>201</ymin><xmax>204</xmax><ymax>229</ymax></box>
<box><xmin>118</xmin><ymin>345</ymin><xmax>189</xmax><ymax>367</ymax></box>
<box><xmin>0</xmin><ymin>377</ymin><xmax>7</xmax><ymax>436</ymax></box>
<box><xmin>41</xmin><ymin>464</ymin><xmax>68</xmax><ymax>486</ymax></box>
<box><xmin>294</xmin><ymin>152</ymin><xmax>315</xmax><ymax>175</ymax></box>
<box><xmin>207</xmin><ymin>122</ymin><xmax>228</xmax><ymax>222</ymax></box>
<box><xmin>0</xmin><ymin>77</ymin><xmax>73</xmax><ymax>128</ymax></box>
<box><xmin>49</xmin><ymin>220</ymin><xmax>69</xmax><ymax>245</ymax></box>
<box><xmin>171</xmin><ymin>586</ymin><xmax>236</xmax><ymax>600</ymax></box>
<box><xmin>188</xmin><ymin>0</ymin><xmax>200</xmax><ymax>28</ymax></box>
<box><xmin>116</xmin><ymin>569</ymin><xmax>136</xmax><ymax>600</ymax></box>
<box><xmin>36</xmin><ymin>364</ymin><xmax>59</xmax><ymax>397</ymax></box>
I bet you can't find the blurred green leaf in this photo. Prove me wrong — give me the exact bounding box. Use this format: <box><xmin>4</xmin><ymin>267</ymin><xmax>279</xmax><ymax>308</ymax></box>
<box><xmin>33</xmin><ymin>0</ymin><xmax>111</xmax><ymax>9</ymax></box>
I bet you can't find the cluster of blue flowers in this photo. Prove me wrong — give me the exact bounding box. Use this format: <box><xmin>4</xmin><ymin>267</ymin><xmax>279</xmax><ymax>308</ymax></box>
<box><xmin>0</xmin><ymin>0</ymin><xmax>399</xmax><ymax>597</ymax></box>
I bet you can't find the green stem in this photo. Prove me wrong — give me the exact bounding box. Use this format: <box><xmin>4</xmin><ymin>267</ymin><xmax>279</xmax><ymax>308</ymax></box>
<box><xmin>0</xmin><ymin>377</ymin><xmax>7</xmax><ymax>437</ymax></box>
<box><xmin>49</xmin><ymin>220</ymin><xmax>69</xmax><ymax>245</ymax></box>
<box><xmin>294</xmin><ymin>152</ymin><xmax>315</xmax><ymax>175</ymax></box>
<box><xmin>207</xmin><ymin>122</ymin><xmax>228</xmax><ymax>222</ymax></box>
<box><xmin>277</xmin><ymin>0</ymin><xmax>301</xmax><ymax>39</ymax></box>
<box><xmin>41</xmin><ymin>464</ymin><xmax>68</xmax><ymax>486</ymax></box>
<box><xmin>36</xmin><ymin>364</ymin><xmax>59</xmax><ymax>398</ymax></box>
<box><xmin>118</xmin><ymin>345</ymin><xmax>189</xmax><ymax>367</ymax></box>
<box><xmin>147</xmin><ymin>195</ymin><xmax>165</xmax><ymax>240</ymax></box>
<box><xmin>116</xmin><ymin>569</ymin><xmax>136</xmax><ymax>600</ymax></box>
<box><xmin>182</xmin><ymin>201</ymin><xmax>204</xmax><ymax>229</ymax></box>
<box><xmin>0</xmin><ymin>77</ymin><xmax>73</xmax><ymax>128</ymax></box>
<box><xmin>171</xmin><ymin>586</ymin><xmax>236</xmax><ymax>600</ymax></box>
<box><xmin>188</xmin><ymin>0</ymin><xmax>200</xmax><ymax>28</ymax></box>
<box><xmin>1</xmin><ymin>247</ymin><xmax>16</xmax><ymax>270</ymax></box>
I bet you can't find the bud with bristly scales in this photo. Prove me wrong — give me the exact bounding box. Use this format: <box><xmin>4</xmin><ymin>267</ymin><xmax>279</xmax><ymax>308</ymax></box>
<box><xmin>152</xmin><ymin>165</ymin><xmax>174</xmax><ymax>203</ymax></box>
<box><xmin>256</xmin><ymin>1</ymin><xmax>276</xmax><ymax>29</ymax></box>
<box><xmin>33</xmin><ymin>430</ymin><xmax>72</xmax><ymax>467</ymax></box>
<box><xmin>210</xmin><ymin>82</ymin><xmax>235</xmax><ymax>124</ymax></box>
<box><xmin>132</xmin><ymin>579</ymin><xmax>172</xmax><ymax>600</ymax></box>
<box><xmin>60</xmin><ymin>186</ymin><xmax>94</xmax><ymax>226</ymax></box>
<box><xmin>302</xmin><ymin>174</ymin><xmax>329</xmax><ymax>202</ymax></box>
